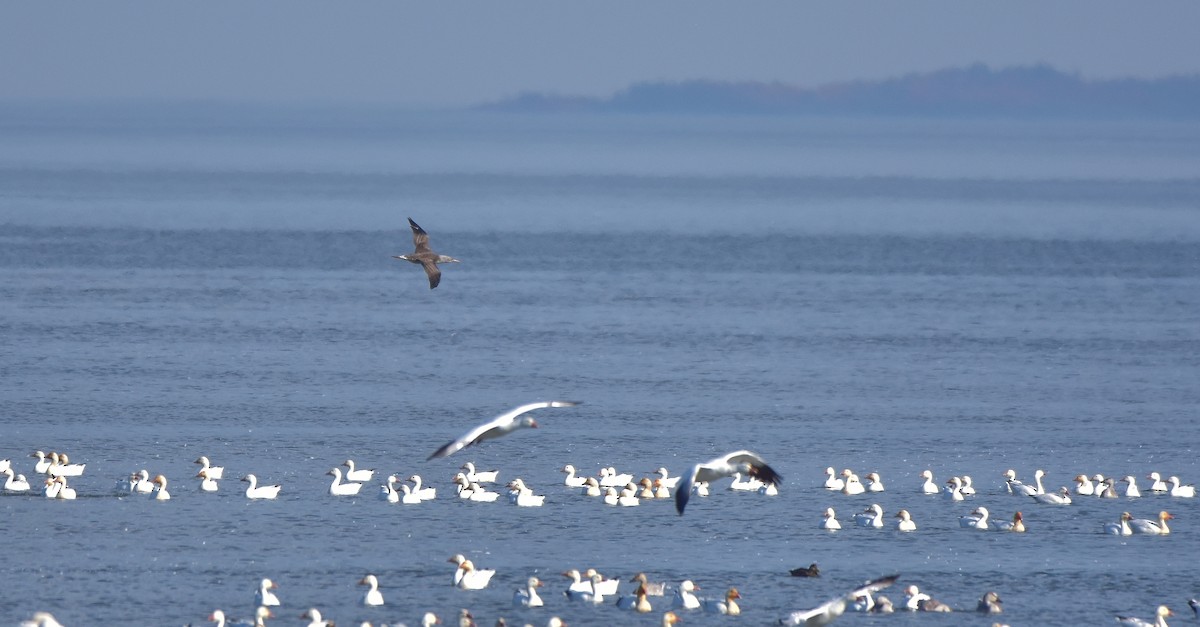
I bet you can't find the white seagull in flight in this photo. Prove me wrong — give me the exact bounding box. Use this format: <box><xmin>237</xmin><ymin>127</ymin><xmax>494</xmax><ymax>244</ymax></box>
<box><xmin>779</xmin><ymin>574</ymin><xmax>899</xmax><ymax>626</ymax></box>
<box><xmin>427</xmin><ymin>401</ymin><xmax>581</xmax><ymax>460</ymax></box>
<box><xmin>675</xmin><ymin>450</ymin><xmax>782</xmax><ymax>515</ymax></box>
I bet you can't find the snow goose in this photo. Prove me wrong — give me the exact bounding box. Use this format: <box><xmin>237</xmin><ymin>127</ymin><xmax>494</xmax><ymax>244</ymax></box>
<box><xmin>30</xmin><ymin>451</ymin><xmax>51</xmax><ymax>475</ymax></box>
<box><xmin>653</xmin><ymin>467</ymin><xmax>681</xmax><ymax>489</ymax></box>
<box><xmin>455</xmin><ymin>559</ymin><xmax>495</xmax><ymax>590</ymax></box>
<box><xmin>637</xmin><ymin>478</ymin><xmax>655</xmax><ymax>499</ymax></box>
<box><xmin>341</xmin><ymin>459</ymin><xmax>374</xmax><ymax>483</ymax></box>
<box><xmin>1098</xmin><ymin>477</ymin><xmax>1120</xmax><ymax>498</ymax></box>
<box><xmin>466</xmin><ymin>481</ymin><xmax>499</xmax><ymax>502</ymax></box>
<box><xmin>408</xmin><ymin>474</ymin><xmax>437</xmax><ymax>500</ymax></box>
<box><xmin>563</xmin><ymin>569</ymin><xmax>592</xmax><ymax>593</ymax></box>
<box><xmin>758</xmin><ymin>481</ymin><xmax>779</xmax><ymax>496</ymax></box>
<box><xmin>379</xmin><ymin>475</ymin><xmax>400</xmax><ymax>502</ymax></box>
<box><xmin>674</xmin><ymin>450</ymin><xmax>782</xmax><ymax>515</ymax></box>
<box><xmin>41</xmin><ymin>477</ymin><xmax>59</xmax><ymax>499</ymax></box>
<box><xmin>701</xmin><ymin>587</ymin><xmax>741</xmax><ymax>615</ymax></box>
<box><xmin>19</xmin><ymin>612</ymin><xmax>64</xmax><ymax>627</ymax></box>
<box><xmin>977</xmin><ymin>590</ymin><xmax>1003</xmax><ymax>614</ymax></box>
<box><xmin>512</xmin><ymin>576</ymin><xmax>544</xmax><ymax>607</ymax></box>
<box><xmin>560</xmin><ymin>464</ymin><xmax>587</xmax><ymax>488</ymax></box>
<box><xmin>997</xmin><ymin>511</ymin><xmax>1026</xmax><ymax>532</ymax></box>
<box><xmin>583</xmin><ymin>568</ymin><xmax>620</xmax><ymax>596</ymax></box>
<box><xmin>1120</xmin><ymin>475</ymin><xmax>1142</xmax><ymax>497</ymax></box>
<box><xmin>1168</xmin><ymin>476</ymin><xmax>1195</xmax><ymax>497</ymax></box>
<box><xmin>617</xmin><ymin>483</ymin><xmax>640</xmax><ymax>506</ymax></box>
<box><xmin>194</xmin><ymin>456</ymin><xmax>224</xmax><ymax>480</ymax></box>
<box><xmin>602</xmin><ymin>487</ymin><xmax>620</xmax><ymax>505</ymax></box>
<box><xmin>959</xmin><ymin>475</ymin><xmax>976</xmax><ymax>495</ymax></box>
<box><xmin>919</xmin><ymin>470</ymin><xmax>939</xmax><ymax>495</ymax></box>
<box><xmin>1129</xmin><ymin>511</ymin><xmax>1172</xmax><ymax>535</ymax></box>
<box><xmin>242</xmin><ymin>475</ymin><xmax>282</xmax><ymax>500</ymax></box>
<box><xmin>779</xmin><ymin>574</ymin><xmax>898</xmax><ymax>625</ymax></box>
<box><xmin>196</xmin><ymin>469</ymin><xmax>219</xmax><ymax>493</ymax></box>
<box><xmin>1105</xmin><ymin>512</ymin><xmax>1133</xmax><ymax>536</ymax></box>
<box><xmin>617</xmin><ymin>584</ymin><xmax>653</xmax><ymax>612</ymax></box>
<box><xmin>903</xmin><ymin>585</ymin><xmax>932</xmax><ymax>611</ymax></box>
<box><xmin>819</xmin><ymin>507</ymin><xmax>842</xmax><ymax>530</ymax></box>
<box><xmin>893</xmin><ymin>509</ymin><xmax>917</xmax><ymax>532</ymax></box>
<box><xmin>359</xmin><ymin>574</ymin><xmax>384</xmax><ymax>606</ymax></box>
<box><xmin>823</xmin><ymin>466</ymin><xmax>844</xmax><ymax>491</ymax></box>
<box><xmin>327</xmin><ymin>468</ymin><xmax>363</xmax><ymax>496</ymax></box>
<box><xmin>840</xmin><ymin>473</ymin><xmax>864</xmax><ymax>495</ymax></box>
<box><xmin>729</xmin><ymin>471</ymin><xmax>764</xmax><ymax>491</ymax></box>
<box><xmin>580</xmin><ymin>477</ymin><xmax>601</xmax><ymax>497</ymax></box>
<box><xmin>659</xmin><ymin>611</ymin><xmax>681</xmax><ymax>626</ymax></box>
<box><xmin>301</xmin><ymin>608</ymin><xmax>335</xmax><ymax>627</ymax></box>
<box><xmin>691</xmin><ymin>481</ymin><xmax>709</xmax><ymax>497</ymax></box>
<box><xmin>1116</xmin><ymin>604</ymin><xmax>1173</xmax><ymax>627</ymax></box>
<box><xmin>1073</xmin><ymin>474</ymin><xmax>1095</xmax><ymax>496</ymax></box>
<box><xmin>427</xmin><ymin>401</ymin><xmax>581</xmax><ymax>460</ymax></box>
<box><xmin>1147</xmin><ymin>472</ymin><xmax>1168</xmax><ymax>492</ymax></box>
<box><xmin>1031</xmin><ymin>487</ymin><xmax>1072</xmax><ymax>505</ymax></box>
<box><xmin>507</xmin><ymin>478</ymin><xmax>545</xmax><ymax>507</ymax></box>
<box><xmin>671</xmin><ymin>580</ymin><xmax>700</xmax><ymax>610</ymax></box>
<box><xmin>630</xmin><ymin>572</ymin><xmax>667</xmax><ymax>595</ymax></box>
<box><xmin>132</xmin><ymin>470</ymin><xmax>155</xmax><ymax>493</ymax></box>
<box><xmin>209</xmin><ymin>607</ymin><xmax>272</xmax><ymax>627</ymax></box>
<box><xmin>853</xmin><ymin>503</ymin><xmax>884</xmax><ymax>528</ymax></box>
<box><xmin>3</xmin><ymin>468</ymin><xmax>31</xmax><ymax>492</ymax></box>
<box><xmin>398</xmin><ymin>484</ymin><xmax>423</xmax><ymax>505</ymax></box>
<box><xmin>866</xmin><ymin>472</ymin><xmax>885</xmax><ymax>492</ymax></box>
<box><xmin>653</xmin><ymin>478</ymin><xmax>671</xmax><ymax>499</ymax></box>
<box><xmin>151</xmin><ymin>474</ymin><xmax>170</xmax><ymax>501</ymax></box>
<box><xmin>943</xmin><ymin>477</ymin><xmax>965</xmax><ymax>501</ymax></box>
<box><xmin>54</xmin><ymin>477</ymin><xmax>76</xmax><ymax>500</ymax></box>
<box><xmin>790</xmin><ymin>563</ymin><xmax>820</xmax><ymax>577</ymax></box>
<box><xmin>960</xmin><ymin>507</ymin><xmax>990</xmax><ymax>530</ymax></box>
<box><xmin>48</xmin><ymin>453</ymin><xmax>85</xmax><ymax>477</ymax></box>
<box><xmin>255</xmin><ymin>578</ymin><xmax>281</xmax><ymax>606</ymax></box>
<box><xmin>460</xmin><ymin>462</ymin><xmax>499</xmax><ymax>484</ymax></box>
<box><xmin>601</xmin><ymin>467</ymin><xmax>635</xmax><ymax>487</ymax></box>
<box><xmin>565</xmin><ymin>572</ymin><xmax>606</xmax><ymax>604</ymax></box>
<box><xmin>1010</xmin><ymin>469</ymin><xmax>1045</xmax><ymax>496</ymax></box>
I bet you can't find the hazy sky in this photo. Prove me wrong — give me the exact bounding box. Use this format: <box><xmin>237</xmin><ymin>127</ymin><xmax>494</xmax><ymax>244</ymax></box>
<box><xmin>3</xmin><ymin>2</ymin><xmax>1199</xmax><ymax>107</ymax></box>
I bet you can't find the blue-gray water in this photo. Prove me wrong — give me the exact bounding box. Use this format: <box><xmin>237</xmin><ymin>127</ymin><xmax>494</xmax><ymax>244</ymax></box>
<box><xmin>1</xmin><ymin>111</ymin><xmax>1199</xmax><ymax>626</ymax></box>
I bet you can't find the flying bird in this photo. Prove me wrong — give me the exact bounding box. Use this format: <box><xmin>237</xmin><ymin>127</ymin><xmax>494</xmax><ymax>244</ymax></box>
<box><xmin>392</xmin><ymin>217</ymin><xmax>459</xmax><ymax>289</ymax></box>
<box><xmin>675</xmin><ymin>449</ymin><xmax>782</xmax><ymax>515</ymax></box>
<box><xmin>779</xmin><ymin>575</ymin><xmax>899</xmax><ymax>626</ymax></box>
<box><xmin>428</xmin><ymin>401</ymin><xmax>581</xmax><ymax>460</ymax></box>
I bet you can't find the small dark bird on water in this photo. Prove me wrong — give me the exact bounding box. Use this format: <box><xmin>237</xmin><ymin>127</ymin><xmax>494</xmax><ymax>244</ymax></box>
<box><xmin>393</xmin><ymin>217</ymin><xmax>459</xmax><ymax>289</ymax></box>
<box><xmin>790</xmin><ymin>563</ymin><xmax>821</xmax><ymax>577</ymax></box>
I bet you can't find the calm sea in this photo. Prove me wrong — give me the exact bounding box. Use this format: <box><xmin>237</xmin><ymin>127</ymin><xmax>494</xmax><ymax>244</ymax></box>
<box><xmin>1</xmin><ymin>109</ymin><xmax>1198</xmax><ymax>626</ymax></box>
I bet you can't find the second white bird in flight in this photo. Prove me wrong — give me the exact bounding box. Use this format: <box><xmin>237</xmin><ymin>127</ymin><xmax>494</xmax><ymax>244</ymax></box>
<box><xmin>427</xmin><ymin>401</ymin><xmax>581</xmax><ymax>460</ymax></box>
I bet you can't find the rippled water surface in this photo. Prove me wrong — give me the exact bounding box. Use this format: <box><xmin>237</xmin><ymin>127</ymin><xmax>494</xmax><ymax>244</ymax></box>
<box><xmin>1</xmin><ymin>112</ymin><xmax>1199</xmax><ymax>626</ymax></box>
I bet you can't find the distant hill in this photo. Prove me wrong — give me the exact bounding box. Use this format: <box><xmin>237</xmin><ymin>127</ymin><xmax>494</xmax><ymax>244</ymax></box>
<box><xmin>479</xmin><ymin>64</ymin><xmax>1200</xmax><ymax>119</ymax></box>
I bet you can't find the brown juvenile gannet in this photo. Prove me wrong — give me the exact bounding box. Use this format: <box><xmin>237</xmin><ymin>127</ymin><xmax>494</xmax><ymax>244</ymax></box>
<box><xmin>393</xmin><ymin>217</ymin><xmax>459</xmax><ymax>289</ymax></box>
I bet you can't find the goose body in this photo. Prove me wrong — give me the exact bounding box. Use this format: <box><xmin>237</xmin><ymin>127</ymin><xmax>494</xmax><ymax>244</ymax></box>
<box><xmin>1129</xmin><ymin>511</ymin><xmax>1172</xmax><ymax>535</ymax></box>
<box><xmin>242</xmin><ymin>475</ymin><xmax>282</xmax><ymax>500</ymax></box>
<box><xmin>671</xmin><ymin>580</ymin><xmax>701</xmax><ymax>610</ymax></box>
<box><xmin>823</xmin><ymin>467</ymin><xmax>845</xmax><ymax>491</ymax></box>
<box><xmin>1168</xmin><ymin>476</ymin><xmax>1195</xmax><ymax>497</ymax></box>
<box><xmin>960</xmin><ymin>506</ymin><xmax>990</xmax><ymax>530</ymax></box>
<box><xmin>255</xmin><ymin>578</ymin><xmax>280</xmax><ymax>606</ymax></box>
<box><xmin>359</xmin><ymin>574</ymin><xmax>384</xmax><ymax>606</ymax></box>
<box><xmin>1105</xmin><ymin>512</ymin><xmax>1133</xmax><ymax>536</ymax></box>
<box><xmin>343</xmin><ymin>459</ymin><xmax>375</xmax><ymax>483</ymax></box>
<box><xmin>194</xmin><ymin>456</ymin><xmax>224</xmax><ymax>480</ymax></box>
<box><xmin>702</xmin><ymin>587</ymin><xmax>741</xmax><ymax>615</ymax></box>
<box><xmin>560</xmin><ymin>464</ymin><xmax>587</xmax><ymax>487</ymax></box>
<box><xmin>853</xmin><ymin>503</ymin><xmax>884</xmax><ymax>528</ymax></box>
<box><xmin>513</xmin><ymin>576</ymin><xmax>544</xmax><ymax>607</ymax></box>
<box><xmin>819</xmin><ymin>507</ymin><xmax>842</xmax><ymax>530</ymax></box>
<box><xmin>997</xmin><ymin>511</ymin><xmax>1026</xmax><ymax>532</ymax></box>
<box><xmin>893</xmin><ymin>509</ymin><xmax>917</xmax><ymax>531</ymax></box>
<box><xmin>2</xmin><ymin>468</ymin><xmax>31</xmax><ymax>492</ymax></box>
<box><xmin>327</xmin><ymin>467</ymin><xmax>363</xmax><ymax>496</ymax></box>
<box><xmin>428</xmin><ymin>401</ymin><xmax>581</xmax><ymax>460</ymax></box>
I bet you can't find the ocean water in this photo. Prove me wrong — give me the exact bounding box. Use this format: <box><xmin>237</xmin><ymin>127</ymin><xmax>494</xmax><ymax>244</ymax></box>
<box><xmin>1</xmin><ymin>110</ymin><xmax>1199</xmax><ymax>626</ymax></box>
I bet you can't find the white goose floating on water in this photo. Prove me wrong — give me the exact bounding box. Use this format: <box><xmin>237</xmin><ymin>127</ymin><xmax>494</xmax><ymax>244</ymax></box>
<box><xmin>513</xmin><ymin>576</ymin><xmax>544</xmax><ymax>607</ymax></box>
<box><xmin>342</xmin><ymin>459</ymin><xmax>375</xmax><ymax>483</ymax></box>
<box><xmin>1129</xmin><ymin>511</ymin><xmax>1172</xmax><ymax>535</ymax></box>
<box><xmin>653</xmin><ymin>466</ymin><xmax>681</xmax><ymax>489</ymax></box>
<box><xmin>1168</xmin><ymin>476</ymin><xmax>1195</xmax><ymax>497</ymax></box>
<box><xmin>560</xmin><ymin>464</ymin><xmax>587</xmax><ymax>487</ymax></box>
<box><xmin>460</xmin><ymin>461</ymin><xmax>499</xmax><ymax>484</ymax></box>
<box><xmin>671</xmin><ymin>580</ymin><xmax>701</xmax><ymax>610</ymax></box>
<box><xmin>196</xmin><ymin>468</ymin><xmax>219</xmax><ymax>492</ymax></box>
<box><xmin>47</xmin><ymin>452</ymin><xmax>86</xmax><ymax>477</ymax></box>
<box><xmin>3</xmin><ymin>468</ymin><xmax>31</xmax><ymax>492</ymax></box>
<box><xmin>507</xmin><ymin>478</ymin><xmax>545</xmax><ymax>507</ymax></box>
<box><xmin>300</xmin><ymin>608</ymin><xmax>334</xmax><ymax>627</ymax></box>
<box><xmin>1031</xmin><ymin>486</ymin><xmax>1073</xmax><ymax>505</ymax></box>
<box><xmin>359</xmin><ymin>573</ymin><xmax>384</xmax><ymax>606</ymax></box>
<box><xmin>1105</xmin><ymin>512</ymin><xmax>1134</xmax><ymax>536</ymax></box>
<box><xmin>194</xmin><ymin>456</ymin><xmax>224</xmax><ymax>480</ymax></box>
<box><xmin>454</xmin><ymin>559</ymin><xmax>496</xmax><ymax>590</ymax></box>
<box><xmin>701</xmin><ymin>587</ymin><xmax>741</xmax><ymax>615</ymax></box>
<box><xmin>599</xmin><ymin>466</ymin><xmax>634</xmax><ymax>488</ymax></box>
<box><xmin>893</xmin><ymin>509</ymin><xmax>917</xmax><ymax>532</ymax></box>
<box><xmin>960</xmin><ymin>506</ymin><xmax>990</xmax><ymax>530</ymax></box>
<box><xmin>919</xmin><ymin>470</ymin><xmax>939</xmax><ymax>495</ymax></box>
<box><xmin>819</xmin><ymin>507</ymin><xmax>842</xmax><ymax>530</ymax></box>
<box><xmin>242</xmin><ymin>474</ymin><xmax>282</xmax><ymax>500</ymax></box>
<box><xmin>407</xmin><ymin>474</ymin><xmax>437</xmax><ymax>500</ymax></box>
<box><xmin>823</xmin><ymin>466</ymin><xmax>845</xmax><ymax>491</ymax></box>
<box><xmin>255</xmin><ymin>578</ymin><xmax>280</xmax><ymax>606</ymax></box>
<box><xmin>1116</xmin><ymin>604</ymin><xmax>1173</xmax><ymax>627</ymax></box>
<box><xmin>209</xmin><ymin>607</ymin><xmax>272</xmax><ymax>627</ymax></box>
<box><xmin>327</xmin><ymin>467</ymin><xmax>362</xmax><ymax>496</ymax></box>
<box><xmin>1120</xmin><ymin>475</ymin><xmax>1142</xmax><ymax>497</ymax></box>
<box><xmin>30</xmin><ymin>451</ymin><xmax>52</xmax><ymax>475</ymax></box>
<box><xmin>427</xmin><ymin>400</ymin><xmax>581</xmax><ymax>460</ymax></box>
<box><xmin>854</xmin><ymin>503</ymin><xmax>884</xmax><ymax>528</ymax></box>
<box><xmin>151</xmin><ymin>474</ymin><xmax>170</xmax><ymax>500</ymax></box>
<box><xmin>1147</xmin><ymin>472</ymin><xmax>1169</xmax><ymax>492</ymax></box>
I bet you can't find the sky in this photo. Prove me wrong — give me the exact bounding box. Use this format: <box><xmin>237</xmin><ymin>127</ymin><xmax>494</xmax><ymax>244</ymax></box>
<box><xmin>2</xmin><ymin>2</ymin><xmax>1200</xmax><ymax>107</ymax></box>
